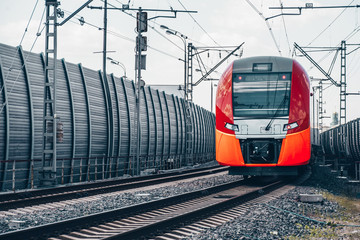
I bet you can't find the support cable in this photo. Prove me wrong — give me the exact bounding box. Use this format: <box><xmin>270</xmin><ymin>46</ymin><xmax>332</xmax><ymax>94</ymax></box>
<box><xmin>37</xmin><ymin>6</ymin><xmax>46</xmax><ymax>35</ymax></box>
<box><xmin>193</xmin><ymin>43</ymin><xmax>244</xmax><ymax>86</ymax></box>
<box><xmin>194</xmin><ymin>49</ymin><xmax>208</xmax><ymax>75</ymax></box>
<box><xmin>304</xmin><ymin>19</ymin><xmax>360</xmax><ymax>71</ymax></box>
<box><xmin>245</xmin><ymin>0</ymin><xmax>282</xmax><ymax>56</ymax></box>
<box><xmin>278</xmin><ymin>0</ymin><xmax>291</xmax><ymax>56</ymax></box>
<box><xmin>102</xmin><ymin>0</ymin><xmax>225</xmax><ymax>71</ymax></box>
<box><xmin>0</xmin><ymin>6</ymin><xmax>46</xmax><ymax>115</ymax></box>
<box><xmin>345</xmin><ymin>25</ymin><xmax>360</xmax><ymax>41</ymax></box>
<box><xmin>3</xmin><ymin>0</ymin><xmax>40</xmax><ymax>83</ymax></box>
<box><xmin>65</xmin><ymin>9</ymin><xmax>217</xmax><ymax>77</ymax></box>
<box><xmin>306</xmin><ymin>0</ymin><xmax>355</xmax><ymax>47</ymax></box>
<box><xmin>62</xmin><ymin>9</ymin><xmax>181</xmax><ymax>61</ymax></box>
<box><xmin>305</xmin><ymin>26</ymin><xmax>360</xmax><ymax>72</ymax></box>
<box><xmin>347</xmin><ymin>46</ymin><xmax>360</xmax><ymax>55</ymax></box>
<box><xmin>176</xmin><ymin>0</ymin><xmax>221</xmax><ymax>47</ymax></box>
<box><xmin>103</xmin><ymin>0</ymin><xmax>184</xmax><ymax>51</ymax></box>
<box><xmin>294</xmin><ymin>42</ymin><xmax>339</xmax><ymax>87</ymax></box>
<box><xmin>175</xmin><ymin>0</ymin><xmax>239</xmax><ymax>59</ymax></box>
<box><xmin>328</xmin><ymin>49</ymin><xmax>340</xmax><ymax>75</ymax></box>
<box><xmin>16</xmin><ymin>0</ymin><xmax>40</xmax><ymax>51</ymax></box>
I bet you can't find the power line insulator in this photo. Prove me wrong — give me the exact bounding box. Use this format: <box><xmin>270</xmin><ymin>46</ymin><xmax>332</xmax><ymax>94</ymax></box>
<box><xmin>79</xmin><ymin>16</ymin><xmax>85</xmax><ymax>26</ymax></box>
<box><xmin>57</xmin><ymin>8</ymin><xmax>64</xmax><ymax>18</ymax></box>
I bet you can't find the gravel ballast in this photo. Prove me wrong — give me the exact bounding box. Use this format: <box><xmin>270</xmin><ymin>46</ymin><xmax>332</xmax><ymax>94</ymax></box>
<box><xmin>0</xmin><ymin>173</ymin><xmax>243</xmax><ymax>233</ymax></box>
<box><xmin>185</xmin><ymin>167</ymin><xmax>360</xmax><ymax>240</ymax></box>
<box><xmin>186</xmin><ymin>186</ymin><xmax>340</xmax><ymax>240</ymax></box>
<box><xmin>2</xmin><ymin>165</ymin><xmax>359</xmax><ymax>239</ymax></box>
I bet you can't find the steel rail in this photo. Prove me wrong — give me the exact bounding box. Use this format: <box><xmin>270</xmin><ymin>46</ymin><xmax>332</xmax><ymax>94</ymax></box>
<box><xmin>109</xmin><ymin>180</ymin><xmax>286</xmax><ymax>240</ymax></box>
<box><xmin>154</xmin><ymin>169</ymin><xmax>311</xmax><ymax>239</ymax></box>
<box><xmin>0</xmin><ymin>165</ymin><xmax>226</xmax><ymax>211</ymax></box>
<box><xmin>0</xmin><ymin>172</ymin><xmax>243</xmax><ymax>239</ymax></box>
<box><xmin>0</xmin><ymin>175</ymin><xmax>249</xmax><ymax>240</ymax></box>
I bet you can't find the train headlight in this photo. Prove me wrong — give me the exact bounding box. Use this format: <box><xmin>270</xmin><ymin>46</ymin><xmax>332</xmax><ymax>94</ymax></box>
<box><xmin>225</xmin><ymin>122</ymin><xmax>239</xmax><ymax>132</ymax></box>
<box><xmin>283</xmin><ymin>122</ymin><xmax>299</xmax><ymax>131</ymax></box>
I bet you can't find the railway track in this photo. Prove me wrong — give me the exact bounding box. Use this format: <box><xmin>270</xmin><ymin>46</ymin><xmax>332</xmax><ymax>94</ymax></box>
<box><xmin>0</xmin><ymin>168</ymin><xmax>310</xmax><ymax>240</ymax></box>
<box><xmin>0</xmin><ymin>165</ymin><xmax>226</xmax><ymax>211</ymax></box>
<box><xmin>0</xmin><ymin>175</ymin><xmax>300</xmax><ymax>240</ymax></box>
<box><xmin>154</xmin><ymin>181</ymin><xmax>298</xmax><ymax>239</ymax></box>
<box><xmin>154</xmin><ymin>169</ymin><xmax>311</xmax><ymax>240</ymax></box>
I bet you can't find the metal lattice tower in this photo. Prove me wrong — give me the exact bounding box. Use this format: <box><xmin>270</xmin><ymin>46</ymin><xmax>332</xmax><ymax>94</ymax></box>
<box><xmin>184</xmin><ymin>43</ymin><xmax>193</xmax><ymax>165</ymax></box>
<box><xmin>187</xmin><ymin>43</ymin><xmax>193</xmax><ymax>102</ymax></box>
<box><xmin>41</xmin><ymin>0</ymin><xmax>58</xmax><ymax>185</ymax></box>
<box><xmin>340</xmin><ymin>40</ymin><xmax>346</xmax><ymax>125</ymax></box>
<box><xmin>184</xmin><ymin>43</ymin><xmax>242</xmax><ymax>163</ymax></box>
<box><xmin>318</xmin><ymin>80</ymin><xmax>323</xmax><ymax>130</ymax></box>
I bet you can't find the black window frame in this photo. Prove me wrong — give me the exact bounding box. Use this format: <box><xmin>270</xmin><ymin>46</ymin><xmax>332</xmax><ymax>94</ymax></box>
<box><xmin>232</xmin><ymin>72</ymin><xmax>292</xmax><ymax>119</ymax></box>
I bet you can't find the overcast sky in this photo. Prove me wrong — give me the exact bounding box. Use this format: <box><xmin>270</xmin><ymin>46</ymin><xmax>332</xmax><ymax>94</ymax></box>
<box><xmin>1</xmin><ymin>0</ymin><xmax>360</xmax><ymax>127</ymax></box>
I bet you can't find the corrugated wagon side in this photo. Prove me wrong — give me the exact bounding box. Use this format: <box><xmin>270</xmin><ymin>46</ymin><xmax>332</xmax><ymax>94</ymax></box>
<box><xmin>0</xmin><ymin>43</ymin><xmax>216</xmax><ymax>191</ymax></box>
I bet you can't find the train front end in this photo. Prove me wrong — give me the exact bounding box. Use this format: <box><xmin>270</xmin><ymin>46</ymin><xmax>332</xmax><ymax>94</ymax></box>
<box><xmin>215</xmin><ymin>56</ymin><xmax>310</xmax><ymax>176</ymax></box>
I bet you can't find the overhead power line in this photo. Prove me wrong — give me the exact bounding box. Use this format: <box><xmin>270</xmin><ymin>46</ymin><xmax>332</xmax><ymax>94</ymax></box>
<box><xmin>103</xmin><ymin>0</ymin><xmax>222</xmax><ymax>70</ymax></box>
<box><xmin>65</xmin><ymin>3</ymin><xmax>218</xmax><ymax>74</ymax></box>
<box><xmin>193</xmin><ymin>43</ymin><xmax>244</xmax><ymax>86</ymax></box>
<box><xmin>303</xmin><ymin>25</ymin><xmax>360</xmax><ymax>72</ymax></box>
<box><xmin>0</xmin><ymin>1</ymin><xmax>44</xmax><ymax>115</ymax></box>
<box><xmin>176</xmin><ymin>0</ymin><xmax>221</xmax><ymax>47</ymax></box>
<box><xmin>306</xmin><ymin>0</ymin><xmax>355</xmax><ymax>46</ymax></box>
<box><xmin>103</xmin><ymin>0</ymin><xmax>184</xmax><ymax>51</ymax></box>
<box><xmin>19</xmin><ymin>0</ymin><xmax>40</xmax><ymax>48</ymax></box>
<box><xmin>278</xmin><ymin>0</ymin><xmax>291</xmax><ymax>56</ymax></box>
<box><xmin>3</xmin><ymin>0</ymin><xmax>40</xmax><ymax>83</ymax></box>
<box><xmin>245</xmin><ymin>0</ymin><xmax>282</xmax><ymax>56</ymax></box>
<box><xmin>62</xmin><ymin>7</ymin><xmax>182</xmax><ymax>61</ymax></box>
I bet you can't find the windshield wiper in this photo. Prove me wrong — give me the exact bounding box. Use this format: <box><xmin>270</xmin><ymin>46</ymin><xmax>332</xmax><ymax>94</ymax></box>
<box><xmin>265</xmin><ymin>94</ymin><xmax>288</xmax><ymax>131</ymax></box>
<box><xmin>265</xmin><ymin>82</ymin><xmax>289</xmax><ymax>131</ymax></box>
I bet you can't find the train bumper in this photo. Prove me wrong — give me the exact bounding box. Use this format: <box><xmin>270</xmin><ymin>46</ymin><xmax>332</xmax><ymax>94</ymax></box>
<box><xmin>216</xmin><ymin>129</ymin><xmax>244</xmax><ymax>166</ymax></box>
<box><xmin>228</xmin><ymin>166</ymin><xmax>299</xmax><ymax>176</ymax></box>
<box><xmin>216</xmin><ymin>128</ymin><xmax>311</xmax><ymax>167</ymax></box>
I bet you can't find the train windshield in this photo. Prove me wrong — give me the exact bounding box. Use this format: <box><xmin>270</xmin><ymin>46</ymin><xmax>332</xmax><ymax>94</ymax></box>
<box><xmin>232</xmin><ymin>73</ymin><xmax>291</xmax><ymax>118</ymax></box>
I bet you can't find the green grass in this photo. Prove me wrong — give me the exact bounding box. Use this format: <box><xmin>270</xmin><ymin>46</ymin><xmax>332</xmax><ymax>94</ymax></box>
<box><xmin>287</xmin><ymin>191</ymin><xmax>360</xmax><ymax>239</ymax></box>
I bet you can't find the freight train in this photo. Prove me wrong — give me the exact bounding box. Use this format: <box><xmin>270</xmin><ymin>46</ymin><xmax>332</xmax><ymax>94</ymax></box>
<box><xmin>321</xmin><ymin>118</ymin><xmax>360</xmax><ymax>177</ymax></box>
<box><xmin>0</xmin><ymin>43</ymin><xmax>215</xmax><ymax>191</ymax></box>
<box><xmin>215</xmin><ymin>56</ymin><xmax>310</xmax><ymax>176</ymax></box>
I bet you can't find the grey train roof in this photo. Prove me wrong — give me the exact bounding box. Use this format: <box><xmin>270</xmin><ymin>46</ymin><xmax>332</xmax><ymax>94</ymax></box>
<box><xmin>232</xmin><ymin>56</ymin><xmax>294</xmax><ymax>73</ymax></box>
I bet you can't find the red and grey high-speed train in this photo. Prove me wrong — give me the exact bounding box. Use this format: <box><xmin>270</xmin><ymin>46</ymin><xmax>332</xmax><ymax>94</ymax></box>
<box><xmin>216</xmin><ymin>56</ymin><xmax>310</xmax><ymax>176</ymax></box>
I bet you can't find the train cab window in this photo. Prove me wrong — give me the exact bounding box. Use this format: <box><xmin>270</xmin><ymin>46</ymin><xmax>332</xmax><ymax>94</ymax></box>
<box><xmin>232</xmin><ymin>73</ymin><xmax>291</xmax><ymax>118</ymax></box>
